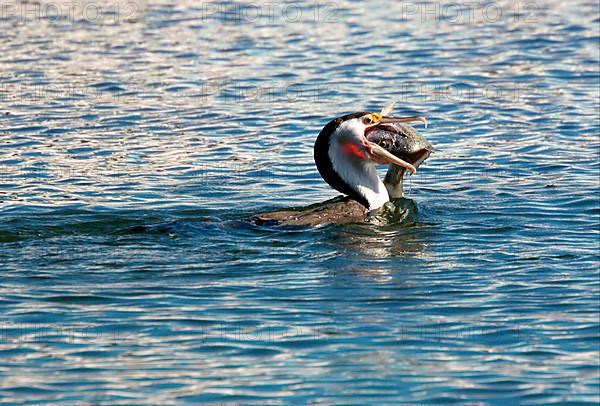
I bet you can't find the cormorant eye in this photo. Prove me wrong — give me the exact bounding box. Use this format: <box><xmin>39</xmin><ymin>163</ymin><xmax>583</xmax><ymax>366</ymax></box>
<box><xmin>363</xmin><ymin>116</ymin><xmax>373</xmax><ymax>125</ymax></box>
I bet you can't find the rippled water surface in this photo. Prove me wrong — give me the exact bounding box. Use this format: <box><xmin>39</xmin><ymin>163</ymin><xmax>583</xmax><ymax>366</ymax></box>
<box><xmin>1</xmin><ymin>0</ymin><xmax>599</xmax><ymax>404</ymax></box>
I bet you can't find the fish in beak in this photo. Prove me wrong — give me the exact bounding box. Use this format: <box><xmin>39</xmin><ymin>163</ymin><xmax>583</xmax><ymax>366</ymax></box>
<box><xmin>360</xmin><ymin>114</ymin><xmax>430</xmax><ymax>172</ymax></box>
<box><xmin>364</xmin><ymin>114</ymin><xmax>434</xmax><ymax>198</ymax></box>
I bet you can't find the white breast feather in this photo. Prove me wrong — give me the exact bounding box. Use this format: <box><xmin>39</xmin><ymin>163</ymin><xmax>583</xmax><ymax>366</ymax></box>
<box><xmin>328</xmin><ymin>125</ymin><xmax>389</xmax><ymax>210</ymax></box>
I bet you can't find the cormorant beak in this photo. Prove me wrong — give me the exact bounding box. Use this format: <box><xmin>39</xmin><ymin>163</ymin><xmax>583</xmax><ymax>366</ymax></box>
<box><xmin>364</xmin><ymin>142</ymin><xmax>417</xmax><ymax>174</ymax></box>
<box><xmin>375</xmin><ymin>115</ymin><xmax>428</xmax><ymax>127</ymax></box>
<box><xmin>362</xmin><ymin>114</ymin><xmax>428</xmax><ymax>174</ymax></box>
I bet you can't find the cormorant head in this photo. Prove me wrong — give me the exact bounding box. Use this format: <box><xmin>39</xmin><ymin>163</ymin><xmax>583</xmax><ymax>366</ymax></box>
<box><xmin>314</xmin><ymin>111</ymin><xmax>431</xmax><ymax>210</ymax></box>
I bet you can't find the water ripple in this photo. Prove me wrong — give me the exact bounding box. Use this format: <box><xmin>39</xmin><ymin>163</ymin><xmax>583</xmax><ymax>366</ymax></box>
<box><xmin>1</xmin><ymin>0</ymin><xmax>599</xmax><ymax>404</ymax></box>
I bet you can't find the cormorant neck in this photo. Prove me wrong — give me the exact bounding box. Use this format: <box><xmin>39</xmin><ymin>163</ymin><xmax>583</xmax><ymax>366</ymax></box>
<box><xmin>314</xmin><ymin>113</ymin><xmax>390</xmax><ymax>210</ymax></box>
<box><xmin>327</xmin><ymin>140</ymin><xmax>390</xmax><ymax>211</ymax></box>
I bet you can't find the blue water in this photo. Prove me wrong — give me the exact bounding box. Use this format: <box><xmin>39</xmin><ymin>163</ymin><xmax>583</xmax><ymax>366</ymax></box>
<box><xmin>1</xmin><ymin>0</ymin><xmax>599</xmax><ymax>404</ymax></box>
